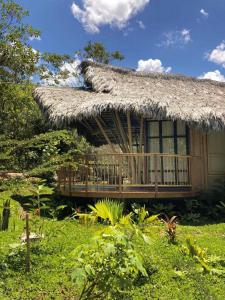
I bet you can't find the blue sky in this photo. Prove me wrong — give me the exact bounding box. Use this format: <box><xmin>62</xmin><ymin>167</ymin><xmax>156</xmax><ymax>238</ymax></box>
<box><xmin>17</xmin><ymin>0</ymin><xmax>225</xmax><ymax>82</ymax></box>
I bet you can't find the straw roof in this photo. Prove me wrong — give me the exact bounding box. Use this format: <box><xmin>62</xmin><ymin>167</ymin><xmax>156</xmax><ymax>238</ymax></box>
<box><xmin>33</xmin><ymin>61</ymin><xmax>225</xmax><ymax>130</ymax></box>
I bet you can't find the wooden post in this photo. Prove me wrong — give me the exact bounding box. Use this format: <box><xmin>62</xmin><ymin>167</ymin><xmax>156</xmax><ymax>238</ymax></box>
<box><xmin>126</xmin><ymin>112</ymin><xmax>136</xmax><ymax>183</ymax></box>
<box><xmin>154</xmin><ymin>154</ymin><xmax>158</xmax><ymax>197</ymax></box>
<box><xmin>115</xmin><ymin>112</ymin><xmax>130</xmax><ymax>152</ymax></box>
<box><xmin>139</xmin><ymin>117</ymin><xmax>144</xmax><ymax>183</ymax></box>
<box><xmin>112</xmin><ymin>113</ymin><xmax>127</xmax><ymax>153</ymax></box>
<box><xmin>85</xmin><ymin>156</ymin><xmax>89</xmax><ymax>192</ymax></box>
<box><xmin>118</xmin><ymin>155</ymin><xmax>122</xmax><ymax>193</ymax></box>
<box><xmin>95</xmin><ymin>117</ymin><xmax>116</xmax><ymax>153</ymax></box>
<box><xmin>69</xmin><ymin>166</ymin><xmax>72</xmax><ymax>196</ymax></box>
<box><xmin>25</xmin><ymin>212</ymin><xmax>31</xmax><ymax>272</ymax></box>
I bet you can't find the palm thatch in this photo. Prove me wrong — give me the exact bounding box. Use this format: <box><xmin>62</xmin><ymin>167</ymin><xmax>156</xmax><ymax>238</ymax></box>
<box><xmin>33</xmin><ymin>61</ymin><xmax>225</xmax><ymax>130</ymax></box>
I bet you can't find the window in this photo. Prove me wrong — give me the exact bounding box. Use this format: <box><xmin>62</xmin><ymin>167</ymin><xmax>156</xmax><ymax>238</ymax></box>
<box><xmin>146</xmin><ymin>120</ymin><xmax>189</xmax><ymax>185</ymax></box>
<box><xmin>146</xmin><ymin>120</ymin><xmax>189</xmax><ymax>155</ymax></box>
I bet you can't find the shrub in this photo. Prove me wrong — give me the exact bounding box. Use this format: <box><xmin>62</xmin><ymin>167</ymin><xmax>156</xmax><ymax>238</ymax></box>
<box><xmin>71</xmin><ymin>227</ymin><xmax>148</xmax><ymax>299</ymax></box>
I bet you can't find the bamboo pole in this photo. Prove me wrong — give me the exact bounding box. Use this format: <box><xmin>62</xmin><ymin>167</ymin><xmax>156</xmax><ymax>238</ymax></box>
<box><xmin>112</xmin><ymin>113</ymin><xmax>127</xmax><ymax>152</ymax></box>
<box><xmin>126</xmin><ymin>111</ymin><xmax>136</xmax><ymax>183</ymax></box>
<box><xmin>115</xmin><ymin>112</ymin><xmax>130</xmax><ymax>152</ymax></box>
<box><xmin>139</xmin><ymin>117</ymin><xmax>144</xmax><ymax>183</ymax></box>
<box><xmin>95</xmin><ymin>117</ymin><xmax>116</xmax><ymax>153</ymax></box>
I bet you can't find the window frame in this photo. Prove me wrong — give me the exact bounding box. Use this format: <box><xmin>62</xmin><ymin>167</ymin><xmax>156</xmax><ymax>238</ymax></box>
<box><xmin>145</xmin><ymin>120</ymin><xmax>189</xmax><ymax>155</ymax></box>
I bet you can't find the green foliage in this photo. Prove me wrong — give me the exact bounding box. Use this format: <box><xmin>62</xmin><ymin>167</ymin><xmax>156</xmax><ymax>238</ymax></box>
<box><xmin>0</xmin><ymin>130</ymin><xmax>91</xmax><ymax>180</ymax></box>
<box><xmin>0</xmin><ymin>199</ymin><xmax>225</xmax><ymax>300</ymax></box>
<box><xmin>39</xmin><ymin>52</ymin><xmax>77</xmax><ymax>85</ymax></box>
<box><xmin>71</xmin><ymin>227</ymin><xmax>148</xmax><ymax>299</ymax></box>
<box><xmin>132</xmin><ymin>203</ymin><xmax>159</xmax><ymax>226</ymax></box>
<box><xmin>182</xmin><ymin>237</ymin><xmax>225</xmax><ymax>276</ymax></box>
<box><xmin>0</xmin><ymin>0</ymin><xmax>40</xmax><ymax>82</ymax></box>
<box><xmin>89</xmin><ymin>199</ymin><xmax>124</xmax><ymax>225</ymax></box>
<box><xmin>0</xmin><ymin>83</ymin><xmax>46</xmax><ymax>140</ymax></box>
<box><xmin>77</xmin><ymin>41</ymin><xmax>124</xmax><ymax>64</ymax></box>
<box><xmin>151</xmin><ymin>202</ymin><xmax>176</xmax><ymax>216</ymax></box>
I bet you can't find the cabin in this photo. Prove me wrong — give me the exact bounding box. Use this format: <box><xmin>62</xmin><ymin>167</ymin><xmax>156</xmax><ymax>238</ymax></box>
<box><xmin>33</xmin><ymin>61</ymin><xmax>225</xmax><ymax>199</ymax></box>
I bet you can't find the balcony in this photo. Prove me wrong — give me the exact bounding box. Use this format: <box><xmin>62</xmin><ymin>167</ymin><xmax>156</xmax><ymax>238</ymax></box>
<box><xmin>57</xmin><ymin>153</ymin><xmax>201</xmax><ymax>198</ymax></box>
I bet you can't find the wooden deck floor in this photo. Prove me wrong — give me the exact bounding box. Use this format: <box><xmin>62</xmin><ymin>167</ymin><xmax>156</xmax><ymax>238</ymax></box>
<box><xmin>59</xmin><ymin>185</ymin><xmax>199</xmax><ymax>199</ymax></box>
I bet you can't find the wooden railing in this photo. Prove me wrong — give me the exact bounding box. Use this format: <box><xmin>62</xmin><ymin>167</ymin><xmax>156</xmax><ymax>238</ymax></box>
<box><xmin>57</xmin><ymin>153</ymin><xmax>193</xmax><ymax>194</ymax></box>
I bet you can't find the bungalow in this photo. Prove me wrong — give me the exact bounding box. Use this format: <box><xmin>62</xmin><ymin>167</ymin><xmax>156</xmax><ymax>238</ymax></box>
<box><xmin>33</xmin><ymin>61</ymin><xmax>225</xmax><ymax>199</ymax></box>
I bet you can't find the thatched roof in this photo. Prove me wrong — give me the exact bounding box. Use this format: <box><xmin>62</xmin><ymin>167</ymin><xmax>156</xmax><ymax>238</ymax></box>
<box><xmin>33</xmin><ymin>61</ymin><xmax>225</xmax><ymax>130</ymax></box>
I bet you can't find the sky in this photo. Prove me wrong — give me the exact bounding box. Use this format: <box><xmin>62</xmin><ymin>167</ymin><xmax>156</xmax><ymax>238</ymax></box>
<box><xmin>16</xmin><ymin>0</ymin><xmax>225</xmax><ymax>83</ymax></box>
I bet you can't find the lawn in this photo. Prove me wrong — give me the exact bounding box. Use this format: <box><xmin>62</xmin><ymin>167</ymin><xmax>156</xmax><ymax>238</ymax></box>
<box><xmin>0</xmin><ymin>194</ymin><xmax>225</xmax><ymax>300</ymax></box>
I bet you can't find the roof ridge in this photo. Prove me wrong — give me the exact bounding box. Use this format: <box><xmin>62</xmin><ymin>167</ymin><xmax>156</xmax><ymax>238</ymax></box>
<box><xmin>80</xmin><ymin>60</ymin><xmax>225</xmax><ymax>88</ymax></box>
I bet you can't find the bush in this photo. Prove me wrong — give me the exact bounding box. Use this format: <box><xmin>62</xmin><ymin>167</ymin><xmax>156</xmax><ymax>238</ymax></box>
<box><xmin>71</xmin><ymin>227</ymin><xmax>149</xmax><ymax>299</ymax></box>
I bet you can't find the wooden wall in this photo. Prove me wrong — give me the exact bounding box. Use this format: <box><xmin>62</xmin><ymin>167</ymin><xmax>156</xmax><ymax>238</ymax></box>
<box><xmin>190</xmin><ymin>128</ymin><xmax>225</xmax><ymax>192</ymax></box>
<box><xmin>190</xmin><ymin>128</ymin><xmax>206</xmax><ymax>192</ymax></box>
<box><xmin>207</xmin><ymin>131</ymin><xmax>225</xmax><ymax>189</ymax></box>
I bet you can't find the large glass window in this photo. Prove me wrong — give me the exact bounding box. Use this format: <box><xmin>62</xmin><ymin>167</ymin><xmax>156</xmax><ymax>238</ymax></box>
<box><xmin>146</xmin><ymin>120</ymin><xmax>189</xmax><ymax>155</ymax></box>
<box><xmin>146</xmin><ymin>120</ymin><xmax>189</xmax><ymax>185</ymax></box>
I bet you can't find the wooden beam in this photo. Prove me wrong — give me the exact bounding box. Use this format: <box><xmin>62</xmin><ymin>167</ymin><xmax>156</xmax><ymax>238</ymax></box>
<box><xmin>95</xmin><ymin>117</ymin><xmax>116</xmax><ymax>153</ymax></box>
<box><xmin>99</xmin><ymin>116</ymin><xmax>122</xmax><ymax>148</ymax></box>
<box><xmin>126</xmin><ymin>111</ymin><xmax>136</xmax><ymax>183</ymax></box>
<box><xmin>114</xmin><ymin>111</ymin><xmax>130</xmax><ymax>152</ymax></box>
<box><xmin>139</xmin><ymin>117</ymin><xmax>144</xmax><ymax>153</ymax></box>
<box><xmin>112</xmin><ymin>113</ymin><xmax>127</xmax><ymax>153</ymax></box>
<box><xmin>138</xmin><ymin>116</ymin><xmax>144</xmax><ymax>183</ymax></box>
<box><xmin>127</xmin><ymin>111</ymin><xmax>133</xmax><ymax>152</ymax></box>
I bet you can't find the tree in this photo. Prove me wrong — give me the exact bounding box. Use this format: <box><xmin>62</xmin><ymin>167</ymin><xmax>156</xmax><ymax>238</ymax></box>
<box><xmin>0</xmin><ymin>0</ymin><xmax>40</xmax><ymax>83</ymax></box>
<box><xmin>0</xmin><ymin>0</ymin><xmax>74</xmax><ymax>139</ymax></box>
<box><xmin>77</xmin><ymin>41</ymin><xmax>124</xmax><ymax>64</ymax></box>
<box><xmin>0</xmin><ymin>83</ymin><xmax>45</xmax><ymax>139</ymax></box>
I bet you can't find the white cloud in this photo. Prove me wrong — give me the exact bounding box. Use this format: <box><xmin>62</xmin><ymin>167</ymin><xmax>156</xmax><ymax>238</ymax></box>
<box><xmin>136</xmin><ymin>58</ymin><xmax>172</xmax><ymax>73</ymax></box>
<box><xmin>199</xmin><ymin>70</ymin><xmax>225</xmax><ymax>82</ymax></box>
<box><xmin>29</xmin><ymin>35</ymin><xmax>41</xmax><ymax>41</ymax></box>
<box><xmin>158</xmin><ymin>29</ymin><xmax>191</xmax><ymax>47</ymax></box>
<box><xmin>42</xmin><ymin>59</ymin><xmax>82</xmax><ymax>87</ymax></box>
<box><xmin>137</xmin><ymin>20</ymin><xmax>145</xmax><ymax>29</ymax></box>
<box><xmin>200</xmin><ymin>8</ymin><xmax>209</xmax><ymax>17</ymax></box>
<box><xmin>71</xmin><ymin>0</ymin><xmax>150</xmax><ymax>33</ymax></box>
<box><xmin>207</xmin><ymin>42</ymin><xmax>225</xmax><ymax>68</ymax></box>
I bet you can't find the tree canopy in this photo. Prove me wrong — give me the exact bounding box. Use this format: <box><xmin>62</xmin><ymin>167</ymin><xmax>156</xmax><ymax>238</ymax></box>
<box><xmin>77</xmin><ymin>41</ymin><xmax>124</xmax><ymax>64</ymax></box>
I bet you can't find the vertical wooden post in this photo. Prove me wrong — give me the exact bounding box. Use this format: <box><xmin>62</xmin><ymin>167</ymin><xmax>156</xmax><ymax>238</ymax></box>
<box><xmin>85</xmin><ymin>156</ymin><xmax>89</xmax><ymax>192</ymax></box>
<box><xmin>69</xmin><ymin>166</ymin><xmax>72</xmax><ymax>196</ymax></box>
<box><xmin>154</xmin><ymin>154</ymin><xmax>158</xmax><ymax>197</ymax></box>
<box><xmin>118</xmin><ymin>155</ymin><xmax>122</xmax><ymax>193</ymax></box>
<box><xmin>25</xmin><ymin>212</ymin><xmax>30</xmax><ymax>272</ymax></box>
<box><xmin>139</xmin><ymin>117</ymin><xmax>144</xmax><ymax>183</ymax></box>
<box><xmin>127</xmin><ymin>111</ymin><xmax>136</xmax><ymax>183</ymax></box>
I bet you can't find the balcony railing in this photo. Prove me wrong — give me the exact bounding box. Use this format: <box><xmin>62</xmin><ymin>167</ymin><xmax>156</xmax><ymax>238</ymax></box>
<box><xmin>57</xmin><ymin>153</ymin><xmax>193</xmax><ymax>195</ymax></box>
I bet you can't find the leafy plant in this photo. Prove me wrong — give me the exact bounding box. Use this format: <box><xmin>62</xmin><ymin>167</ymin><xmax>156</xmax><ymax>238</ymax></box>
<box><xmin>216</xmin><ymin>201</ymin><xmax>225</xmax><ymax>217</ymax></box>
<box><xmin>183</xmin><ymin>212</ymin><xmax>201</xmax><ymax>224</ymax></box>
<box><xmin>71</xmin><ymin>227</ymin><xmax>148</xmax><ymax>299</ymax></box>
<box><xmin>88</xmin><ymin>199</ymin><xmax>124</xmax><ymax>226</ymax></box>
<box><xmin>161</xmin><ymin>215</ymin><xmax>177</xmax><ymax>244</ymax></box>
<box><xmin>151</xmin><ymin>202</ymin><xmax>176</xmax><ymax>216</ymax></box>
<box><xmin>132</xmin><ymin>203</ymin><xmax>159</xmax><ymax>229</ymax></box>
<box><xmin>182</xmin><ymin>237</ymin><xmax>225</xmax><ymax>276</ymax></box>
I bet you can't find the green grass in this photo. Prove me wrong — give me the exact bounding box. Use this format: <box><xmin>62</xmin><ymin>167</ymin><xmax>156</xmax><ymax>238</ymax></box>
<box><xmin>0</xmin><ymin>191</ymin><xmax>225</xmax><ymax>299</ymax></box>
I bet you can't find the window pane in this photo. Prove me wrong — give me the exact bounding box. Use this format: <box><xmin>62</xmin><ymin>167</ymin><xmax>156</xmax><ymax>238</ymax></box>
<box><xmin>148</xmin><ymin>138</ymin><xmax>160</xmax><ymax>152</ymax></box>
<box><xmin>163</xmin><ymin>138</ymin><xmax>175</xmax><ymax>153</ymax></box>
<box><xmin>162</xmin><ymin>121</ymin><xmax>173</xmax><ymax>136</ymax></box>
<box><xmin>177</xmin><ymin>138</ymin><xmax>187</xmax><ymax>155</ymax></box>
<box><xmin>149</xmin><ymin>122</ymin><xmax>159</xmax><ymax>137</ymax></box>
<box><xmin>177</xmin><ymin>121</ymin><xmax>186</xmax><ymax>136</ymax></box>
